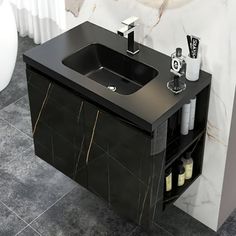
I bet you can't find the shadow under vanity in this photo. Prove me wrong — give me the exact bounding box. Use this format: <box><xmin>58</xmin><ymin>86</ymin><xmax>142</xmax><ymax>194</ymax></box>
<box><xmin>23</xmin><ymin>22</ymin><xmax>211</xmax><ymax>231</ymax></box>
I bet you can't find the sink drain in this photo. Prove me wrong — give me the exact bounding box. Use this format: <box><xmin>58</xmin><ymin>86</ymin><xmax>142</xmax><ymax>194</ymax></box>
<box><xmin>107</xmin><ymin>85</ymin><xmax>116</xmax><ymax>92</ymax></box>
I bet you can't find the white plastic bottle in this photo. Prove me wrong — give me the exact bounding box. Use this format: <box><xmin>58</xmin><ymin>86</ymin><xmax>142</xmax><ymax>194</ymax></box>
<box><xmin>180</xmin><ymin>102</ymin><xmax>191</xmax><ymax>135</ymax></box>
<box><xmin>189</xmin><ymin>97</ymin><xmax>197</xmax><ymax>130</ymax></box>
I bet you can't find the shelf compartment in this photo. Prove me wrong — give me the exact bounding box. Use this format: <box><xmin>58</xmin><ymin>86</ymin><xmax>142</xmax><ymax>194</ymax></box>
<box><xmin>163</xmin><ymin>133</ymin><xmax>206</xmax><ymax>208</ymax></box>
<box><xmin>165</xmin><ymin>129</ymin><xmax>205</xmax><ymax>170</ymax></box>
<box><xmin>163</xmin><ymin>174</ymin><xmax>200</xmax><ymax>207</ymax></box>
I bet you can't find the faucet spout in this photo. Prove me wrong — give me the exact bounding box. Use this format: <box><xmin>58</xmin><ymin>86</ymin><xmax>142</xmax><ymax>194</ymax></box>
<box><xmin>117</xmin><ymin>26</ymin><xmax>129</xmax><ymax>37</ymax></box>
<box><xmin>117</xmin><ymin>16</ymin><xmax>139</xmax><ymax>55</ymax></box>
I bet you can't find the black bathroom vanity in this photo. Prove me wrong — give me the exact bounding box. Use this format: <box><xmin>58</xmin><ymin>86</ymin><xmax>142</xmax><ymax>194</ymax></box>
<box><xmin>23</xmin><ymin>21</ymin><xmax>211</xmax><ymax>230</ymax></box>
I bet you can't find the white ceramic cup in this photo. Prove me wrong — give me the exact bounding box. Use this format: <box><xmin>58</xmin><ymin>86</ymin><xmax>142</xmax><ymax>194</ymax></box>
<box><xmin>186</xmin><ymin>55</ymin><xmax>201</xmax><ymax>82</ymax></box>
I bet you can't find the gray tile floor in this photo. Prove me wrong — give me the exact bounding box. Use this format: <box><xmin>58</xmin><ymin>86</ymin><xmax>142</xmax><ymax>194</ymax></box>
<box><xmin>0</xmin><ymin>36</ymin><xmax>235</xmax><ymax>236</ymax></box>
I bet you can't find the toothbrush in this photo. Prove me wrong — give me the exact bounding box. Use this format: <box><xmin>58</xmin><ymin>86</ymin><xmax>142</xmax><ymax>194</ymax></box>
<box><xmin>187</xmin><ymin>35</ymin><xmax>193</xmax><ymax>58</ymax></box>
<box><xmin>191</xmin><ymin>35</ymin><xmax>200</xmax><ymax>58</ymax></box>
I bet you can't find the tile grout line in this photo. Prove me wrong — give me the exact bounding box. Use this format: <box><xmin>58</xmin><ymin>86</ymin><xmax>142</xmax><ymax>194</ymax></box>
<box><xmin>15</xmin><ymin>225</ymin><xmax>41</xmax><ymax>236</ymax></box>
<box><xmin>1</xmin><ymin>145</ymin><xmax>75</xmax><ymax>236</ymax></box>
<box><xmin>14</xmin><ymin>186</ymin><xmax>77</xmax><ymax>236</ymax></box>
<box><xmin>0</xmin><ymin>117</ymin><xmax>33</xmax><ymax>140</ymax></box>
<box><xmin>27</xmin><ymin>186</ymin><xmax>78</xmax><ymax>226</ymax></box>
<box><xmin>15</xmin><ymin>224</ymin><xmax>42</xmax><ymax>236</ymax></box>
<box><xmin>154</xmin><ymin>222</ymin><xmax>174</xmax><ymax>236</ymax></box>
<box><xmin>0</xmin><ymin>94</ymin><xmax>27</xmax><ymax>112</ymax></box>
<box><xmin>27</xmin><ymin>225</ymin><xmax>42</xmax><ymax>236</ymax></box>
<box><xmin>0</xmin><ymin>200</ymin><xmax>29</xmax><ymax>229</ymax></box>
<box><xmin>14</xmin><ymin>226</ymin><xmax>31</xmax><ymax>236</ymax></box>
<box><xmin>3</xmin><ymin>144</ymin><xmax>34</xmax><ymax>167</ymax></box>
<box><xmin>1</xmin><ymin>200</ymin><xmax>41</xmax><ymax>236</ymax></box>
<box><xmin>127</xmin><ymin>223</ymin><xmax>174</xmax><ymax>236</ymax></box>
<box><xmin>0</xmin><ymin>186</ymin><xmax>76</xmax><ymax>236</ymax></box>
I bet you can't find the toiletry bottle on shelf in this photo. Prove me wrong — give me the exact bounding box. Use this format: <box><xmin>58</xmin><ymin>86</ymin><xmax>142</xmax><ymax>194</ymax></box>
<box><xmin>189</xmin><ymin>97</ymin><xmax>197</xmax><ymax>130</ymax></box>
<box><xmin>170</xmin><ymin>48</ymin><xmax>186</xmax><ymax>76</ymax></box>
<box><xmin>180</xmin><ymin>101</ymin><xmax>191</xmax><ymax>135</ymax></box>
<box><xmin>165</xmin><ymin>168</ymin><xmax>172</xmax><ymax>192</ymax></box>
<box><xmin>167</xmin><ymin>48</ymin><xmax>186</xmax><ymax>94</ymax></box>
<box><xmin>177</xmin><ymin>161</ymin><xmax>185</xmax><ymax>187</ymax></box>
<box><xmin>183</xmin><ymin>152</ymin><xmax>194</xmax><ymax>180</ymax></box>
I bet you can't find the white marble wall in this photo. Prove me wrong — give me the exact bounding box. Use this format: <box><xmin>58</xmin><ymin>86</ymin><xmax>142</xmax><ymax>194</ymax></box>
<box><xmin>66</xmin><ymin>0</ymin><xmax>236</xmax><ymax>231</ymax></box>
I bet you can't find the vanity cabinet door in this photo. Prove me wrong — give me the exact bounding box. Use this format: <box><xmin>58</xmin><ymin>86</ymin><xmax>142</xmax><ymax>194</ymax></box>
<box><xmin>27</xmin><ymin>68</ymin><xmax>85</xmax><ymax>178</ymax></box>
<box><xmin>82</xmin><ymin>108</ymin><xmax>168</xmax><ymax>228</ymax></box>
<box><xmin>26</xmin><ymin>67</ymin><xmax>168</xmax><ymax>230</ymax></box>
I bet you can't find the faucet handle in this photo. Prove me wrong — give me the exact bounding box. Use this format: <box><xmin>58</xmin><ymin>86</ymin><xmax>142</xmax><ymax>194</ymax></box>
<box><xmin>122</xmin><ymin>16</ymin><xmax>139</xmax><ymax>27</ymax></box>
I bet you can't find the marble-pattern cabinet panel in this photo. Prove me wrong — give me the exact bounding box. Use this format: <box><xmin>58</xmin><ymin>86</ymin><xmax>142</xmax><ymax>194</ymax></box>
<box><xmin>26</xmin><ymin>67</ymin><xmax>168</xmax><ymax>230</ymax></box>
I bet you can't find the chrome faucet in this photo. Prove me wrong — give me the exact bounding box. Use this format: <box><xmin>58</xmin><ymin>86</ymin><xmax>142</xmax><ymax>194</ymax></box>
<box><xmin>117</xmin><ymin>16</ymin><xmax>139</xmax><ymax>55</ymax></box>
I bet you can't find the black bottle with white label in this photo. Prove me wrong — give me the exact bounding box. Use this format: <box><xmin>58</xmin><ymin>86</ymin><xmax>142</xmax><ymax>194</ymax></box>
<box><xmin>167</xmin><ymin>48</ymin><xmax>186</xmax><ymax>94</ymax></box>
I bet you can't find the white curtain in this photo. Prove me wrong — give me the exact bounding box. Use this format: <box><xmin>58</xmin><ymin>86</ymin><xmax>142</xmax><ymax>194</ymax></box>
<box><xmin>8</xmin><ymin>0</ymin><xmax>66</xmax><ymax>44</ymax></box>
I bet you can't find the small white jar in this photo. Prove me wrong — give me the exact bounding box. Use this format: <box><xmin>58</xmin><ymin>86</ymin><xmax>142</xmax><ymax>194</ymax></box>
<box><xmin>186</xmin><ymin>55</ymin><xmax>201</xmax><ymax>82</ymax></box>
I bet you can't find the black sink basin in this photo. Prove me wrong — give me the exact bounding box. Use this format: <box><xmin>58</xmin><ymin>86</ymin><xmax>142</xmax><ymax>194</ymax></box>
<box><xmin>62</xmin><ymin>44</ymin><xmax>158</xmax><ymax>95</ymax></box>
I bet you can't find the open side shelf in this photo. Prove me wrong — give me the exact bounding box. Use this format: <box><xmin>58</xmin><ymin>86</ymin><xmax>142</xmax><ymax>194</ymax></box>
<box><xmin>163</xmin><ymin>132</ymin><xmax>206</xmax><ymax>207</ymax></box>
<box><xmin>165</xmin><ymin>129</ymin><xmax>206</xmax><ymax>169</ymax></box>
<box><xmin>163</xmin><ymin>85</ymin><xmax>210</xmax><ymax>210</ymax></box>
<box><xmin>163</xmin><ymin>174</ymin><xmax>200</xmax><ymax>206</ymax></box>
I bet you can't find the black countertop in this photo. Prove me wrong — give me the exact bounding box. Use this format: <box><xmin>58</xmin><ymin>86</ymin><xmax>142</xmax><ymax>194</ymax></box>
<box><xmin>23</xmin><ymin>21</ymin><xmax>211</xmax><ymax>133</ymax></box>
